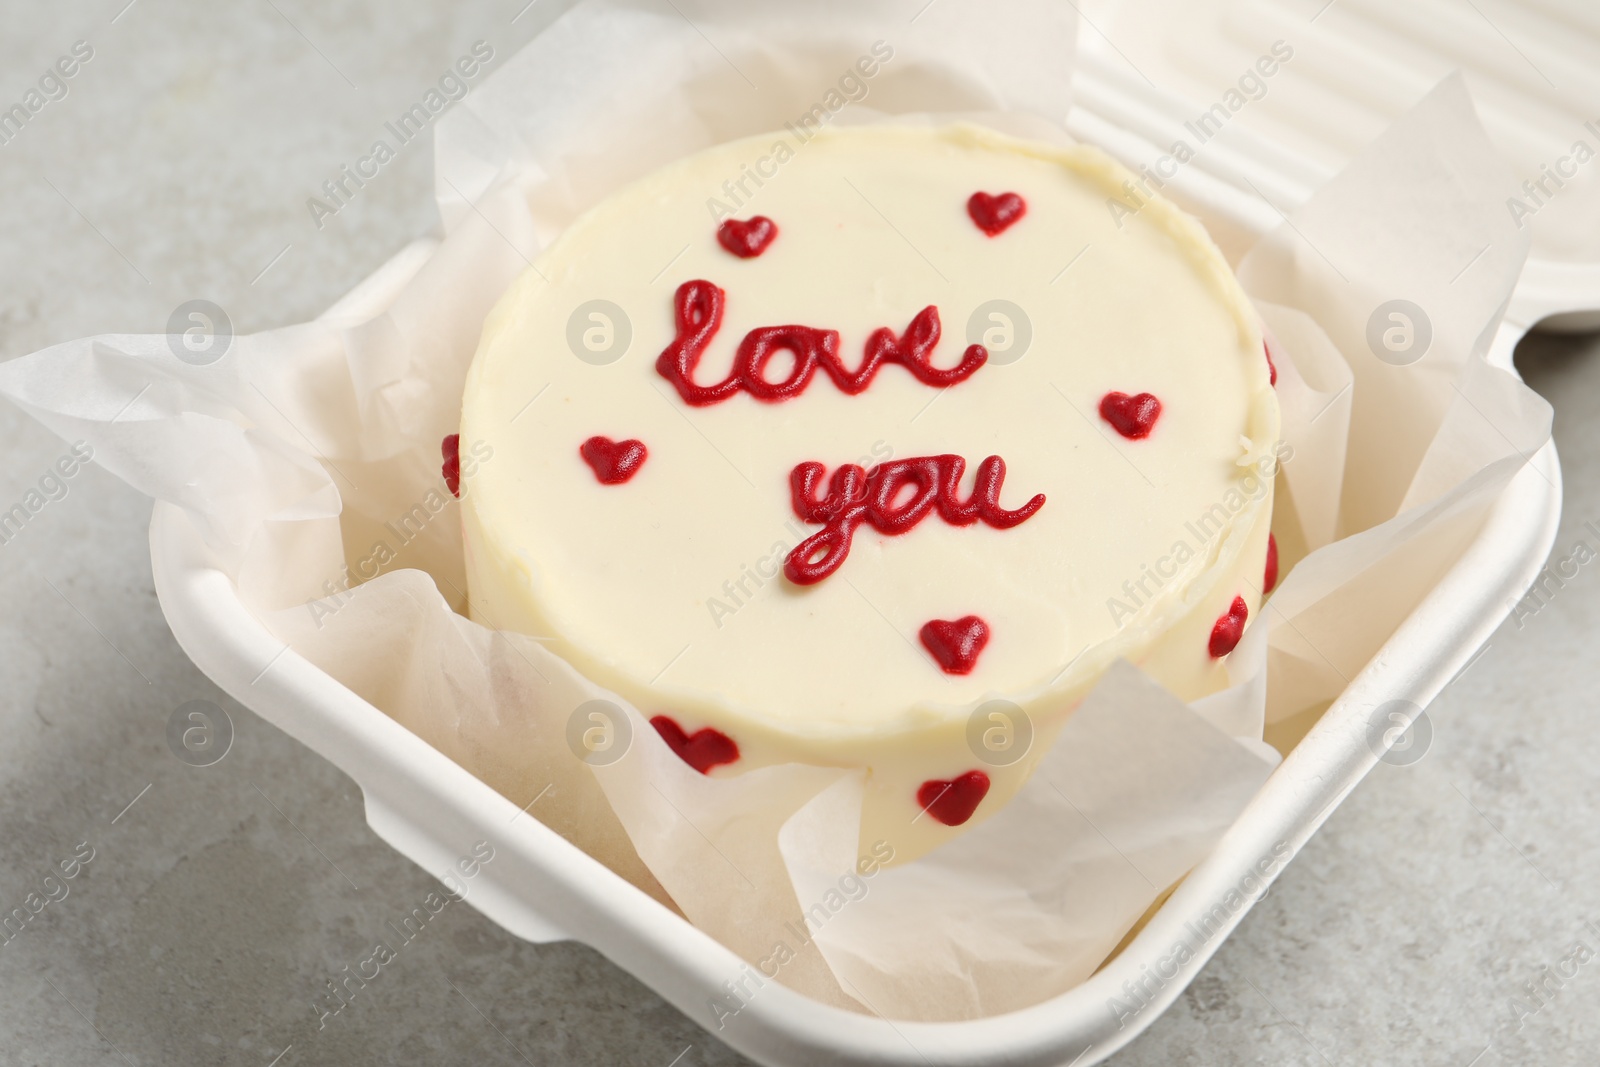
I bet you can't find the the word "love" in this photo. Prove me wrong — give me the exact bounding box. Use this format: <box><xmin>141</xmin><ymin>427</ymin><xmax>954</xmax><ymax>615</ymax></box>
<box><xmin>784</xmin><ymin>454</ymin><xmax>1045</xmax><ymax>585</ymax></box>
<box><xmin>657</xmin><ymin>279</ymin><xmax>987</xmax><ymax>406</ymax></box>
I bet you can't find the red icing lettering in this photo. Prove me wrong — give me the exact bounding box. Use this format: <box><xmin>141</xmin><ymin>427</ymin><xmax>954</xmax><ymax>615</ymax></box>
<box><xmin>736</xmin><ymin>324</ymin><xmax>843</xmax><ymax>402</ymax></box>
<box><xmin>919</xmin><ymin>616</ymin><xmax>990</xmax><ymax>675</ymax></box>
<box><xmin>650</xmin><ymin>715</ymin><xmax>739</xmax><ymax>774</ymax></box>
<box><xmin>1208</xmin><ymin>596</ymin><xmax>1248</xmax><ymax>658</ymax></box>
<box><xmin>1264</xmin><ymin>533</ymin><xmax>1279</xmax><ymax>594</ymax></box>
<box><xmin>784</xmin><ymin>455</ymin><xmax>1044</xmax><ymax>585</ymax></box>
<box><xmin>917</xmin><ymin>770</ymin><xmax>990</xmax><ymax>826</ymax></box>
<box><xmin>442</xmin><ymin>433</ymin><xmax>461</xmax><ymax>497</ymax></box>
<box><xmin>717</xmin><ymin>216</ymin><xmax>778</xmax><ymax>258</ymax></box>
<box><xmin>967</xmin><ymin>191</ymin><xmax>1026</xmax><ymax>236</ymax></box>
<box><xmin>659</xmin><ymin>282</ymin><xmax>738</xmax><ymax>405</ymax></box>
<box><xmin>580</xmin><ymin>436</ymin><xmax>648</xmax><ymax>484</ymax></box>
<box><xmin>656</xmin><ymin>280</ymin><xmax>986</xmax><ymax>406</ymax></box>
<box><xmin>1099</xmin><ymin>391</ymin><xmax>1162</xmax><ymax>439</ymax></box>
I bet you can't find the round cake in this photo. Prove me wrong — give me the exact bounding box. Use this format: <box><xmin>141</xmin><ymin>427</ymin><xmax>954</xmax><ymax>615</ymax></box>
<box><xmin>457</xmin><ymin>123</ymin><xmax>1280</xmax><ymax>863</ymax></box>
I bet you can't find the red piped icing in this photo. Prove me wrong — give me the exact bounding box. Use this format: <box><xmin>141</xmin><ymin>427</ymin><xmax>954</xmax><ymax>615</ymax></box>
<box><xmin>967</xmin><ymin>192</ymin><xmax>1026</xmax><ymax>236</ymax></box>
<box><xmin>784</xmin><ymin>455</ymin><xmax>1045</xmax><ymax>585</ymax></box>
<box><xmin>442</xmin><ymin>434</ymin><xmax>461</xmax><ymax>497</ymax></box>
<box><xmin>580</xmin><ymin>436</ymin><xmax>648</xmax><ymax>484</ymax></box>
<box><xmin>650</xmin><ymin>716</ymin><xmax>739</xmax><ymax>774</ymax></box>
<box><xmin>1099</xmin><ymin>391</ymin><xmax>1162</xmax><ymax>439</ymax></box>
<box><xmin>920</xmin><ymin>616</ymin><xmax>990</xmax><ymax>675</ymax></box>
<box><xmin>1264</xmin><ymin>533</ymin><xmax>1279</xmax><ymax>594</ymax></box>
<box><xmin>717</xmin><ymin>216</ymin><xmax>778</xmax><ymax>258</ymax></box>
<box><xmin>656</xmin><ymin>280</ymin><xmax>986</xmax><ymax>406</ymax></box>
<box><xmin>917</xmin><ymin>771</ymin><xmax>991</xmax><ymax>826</ymax></box>
<box><xmin>1264</xmin><ymin>339</ymin><xmax>1278</xmax><ymax>386</ymax></box>
<box><xmin>1208</xmin><ymin>596</ymin><xmax>1249</xmax><ymax>658</ymax></box>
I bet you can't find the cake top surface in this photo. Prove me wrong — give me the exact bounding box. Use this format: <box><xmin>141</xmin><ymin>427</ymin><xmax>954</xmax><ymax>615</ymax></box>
<box><xmin>461</xmin><ymin>122</ymin><xmax>1276</xmax><ymax>737</ymax></box>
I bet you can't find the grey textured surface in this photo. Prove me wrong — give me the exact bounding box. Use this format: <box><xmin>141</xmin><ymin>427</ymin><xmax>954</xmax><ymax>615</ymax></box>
<box><xmin>0</xmin><ymin>3</ymin><xmax>1596</xmax><ymax>1065</ymax></box>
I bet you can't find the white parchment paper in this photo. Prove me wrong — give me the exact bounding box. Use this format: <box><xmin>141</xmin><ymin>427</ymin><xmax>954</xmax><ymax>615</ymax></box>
<box><xmin>0</xmin><ymin>1</ymin><xmax>1550</xmax><ymax>1022</ymax></box>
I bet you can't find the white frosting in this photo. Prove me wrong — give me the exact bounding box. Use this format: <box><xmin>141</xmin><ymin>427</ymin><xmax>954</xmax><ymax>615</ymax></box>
<box><xmin>461</xmin><ymin>123</ymin><xmax>1279</xmax><ymax>862</ymax></box>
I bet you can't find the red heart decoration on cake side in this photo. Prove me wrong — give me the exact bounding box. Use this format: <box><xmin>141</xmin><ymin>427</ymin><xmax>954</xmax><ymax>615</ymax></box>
<box><xmin>442</xmin><ymin>433</ymin><xmax>461</xmax><ymax>497</ymax></box>
<box><xmin>917</xmin><ymin>770</ymin><xmax>991</xmax><ymax>826</ymax></box>
<box><xmin>717</xmin><ymin>216</ymin><xmax>778</xmax><ymax>258</ymax></box>
<box><xmin>1208</xmin><ymin>596</ymin><xmax>1249</xmax><ymax>658</ymax></box>
<box><xmin>1263</xmin><ymin>533</ymin><xmax>1279</xmax><ymax>594</ymax></box>
<box><xmin>967</xmin><ymin>191</ymin><xmax>1026</xmax><ymax>236</ymax></box>
<box><xmin>1099</xmin><ymin>391</ymin><xmax>1163</xmax><ymax>440</ymax></box>
<box><xmin>650</xmin><ymin>715</ymin><xmax>739</xmax><ymax>774</ymax></box>
<box><xmin>919</xmin><ymin>615</ymin><xmax>990</xmax><ymax>675</ymax></box>
<box><xmin>580</xmin><ymin>435</ymin><xmax>648</xmax><ymax>484</ymax></box>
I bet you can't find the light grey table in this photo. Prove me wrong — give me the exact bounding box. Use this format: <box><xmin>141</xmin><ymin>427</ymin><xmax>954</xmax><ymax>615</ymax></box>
<box><xmin>2</xmin><ymin>3</ymin><xmax>1597</xmax><ymax>1065</ymax></box>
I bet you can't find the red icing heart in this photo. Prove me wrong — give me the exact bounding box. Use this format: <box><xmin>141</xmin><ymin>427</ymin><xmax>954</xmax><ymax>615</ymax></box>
<box><xmin>967</xmin><ymin>191</ymin><xmax>1026</xmax><ymax>236</ymax></box>
<box><xmin>1263</xmin><ymin>339</ymin><xmax>1278</xmax><ymax>387</ymax></box>
<box><xmin>919</xmin><ymin>616</ymin><xmax>991</xmax><ymax>675</ymax></box>
<box><xmin>442</xmin><ymin>433</ymin><xmax>461</xmax><ymax>497</ymax></box>
<box><xmin>1099</xmin><ymin>391</ymin><xmax>1162</xmax><ymax>440</ymax></box>
<box><xmin>1209</xmin><ymin>596</ymin><xmax>1249</xmax><ymax>658</ymax></box>
<box><xmin>580</xmin><ymin>435</ymin><xmax>648</xmax><ymax>484</ymax></box>
<box><xmin>717</xmin><ymin>216</ymin><xmax>778</xmax><ymax>258</ymax></box>
<box><xmin>917</xmin><ymin>770</ymin><xmax>991</xmax><ymax>826</ymax></box>
<box><xmin>650</xmin><ymin>715</ymin><xmax>739</xmax><ymax>774</ymax></box>
<box><xmin>1263</xmin><ymin>533</ymin><xmax>1279</xmax><ymax>594</ymax></box>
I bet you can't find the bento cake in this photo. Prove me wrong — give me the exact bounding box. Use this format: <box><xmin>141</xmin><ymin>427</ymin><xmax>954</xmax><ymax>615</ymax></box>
<box><xmin>457</xmin><ymin>123</ymin><xmax>1281</xmax><ymax>863</ymax></box>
